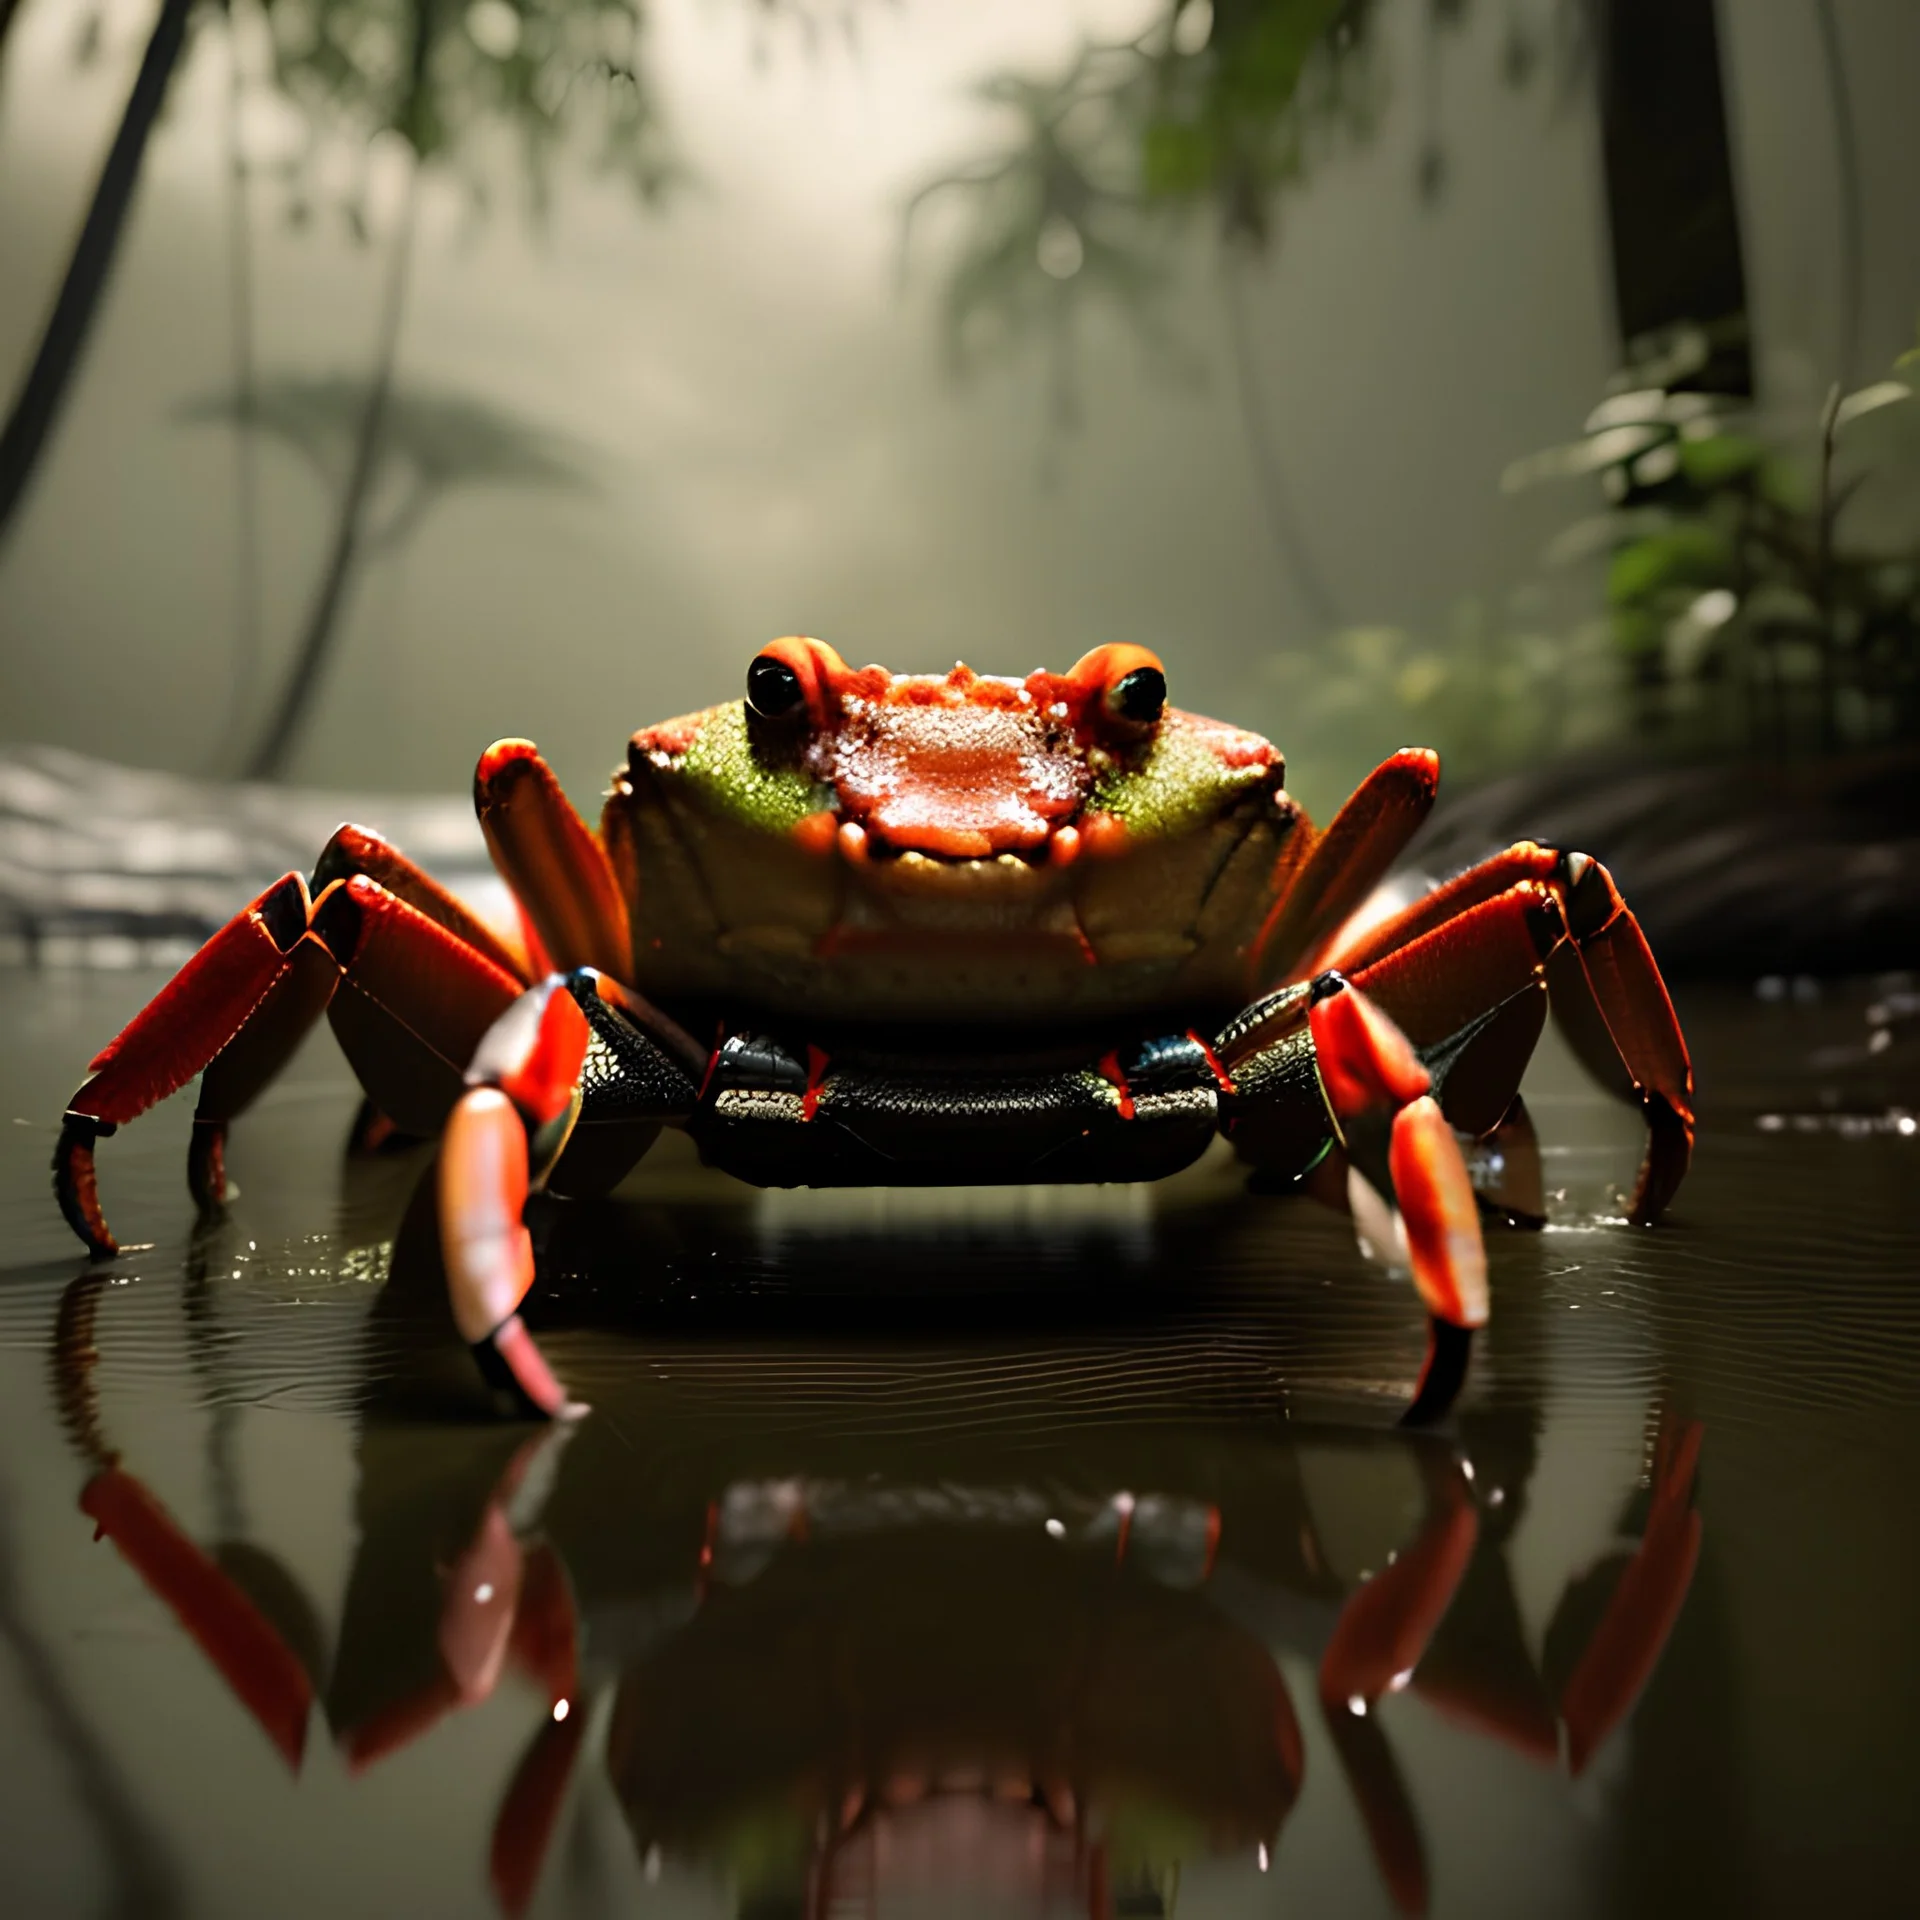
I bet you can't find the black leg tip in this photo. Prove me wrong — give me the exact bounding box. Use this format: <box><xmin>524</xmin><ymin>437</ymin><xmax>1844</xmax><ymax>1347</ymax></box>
<box><xmin>1400</xmin><ymin>1318</ymin><xmax>1473</xmax><ymax>1427</ymax></box>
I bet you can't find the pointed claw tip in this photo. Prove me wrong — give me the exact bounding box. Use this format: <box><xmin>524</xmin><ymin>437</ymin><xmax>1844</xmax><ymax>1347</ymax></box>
<box><xmin>473</xmin><ymin>1317</ymin><xmax>572</xmax><ymax>1422</ymax></box>
<box><xmin>1399</xmin><ymin>1319</ymin><xmax>1473</xmax><ymax>1427</ymax></box>
<box><xmin>54</xmin><ymin>1117</ymin><xmax>120</xmax><ymax>1259</ymax></box>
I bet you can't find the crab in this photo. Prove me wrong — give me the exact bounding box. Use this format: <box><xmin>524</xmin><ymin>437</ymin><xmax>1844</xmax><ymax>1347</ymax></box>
<box><xmin>54</xmin><ymin>639</ymin><xmax>1694</xmax><ymax>1421</ymax></box>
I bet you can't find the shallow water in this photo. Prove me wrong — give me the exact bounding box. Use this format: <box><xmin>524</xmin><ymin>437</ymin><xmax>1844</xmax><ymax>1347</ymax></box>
<box><xmin>0</xmin><ymin>969</ymin><xmax>1915</xmax><ymax>1919</ymax></box>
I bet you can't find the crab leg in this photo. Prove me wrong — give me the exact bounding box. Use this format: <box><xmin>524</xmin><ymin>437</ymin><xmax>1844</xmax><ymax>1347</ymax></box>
<box><xmin>319</xmin><ymin>876</ymin><xmax>525</xmax><ymax>1135</ymax></box>
<box><xmin>1253</xmin><ymin>749</ymin><xmax>1441</xmax><ymax>984</ymax></box>
<box><xmin>80</xmin><ymin>1469</ymin><xmax>315</xmax><ymax>1767</ymax></box>
<box><xmin>1319</xmin><ymin>1454</ymin><xmax>1479</xmax><ymax>1707</ymax></box>
<box><xmin>440</xmin><ymin>978</ymin><xmax>593</xmax><ymax>1418</ymax></box>
<box><xmin>51</xmin><ymin>1276</ymin><xmax>315</xmax><ymax>1768</ymax></box>
<box><xmin>1308</xmin><ymin>976</ymin><xmax>1490</xmax><ymax>1424</ymax></box>
<box><xmin>476</xmin><ymin>741</ymin><xmax>632</xmax><ymax>977</ymax></box>
<box><xmin>1559</xmin><ymin>1416</ymin><xmax>1703</xmax><ymax>1774</ymax></box>
<box><xmin>1314</xmin><ymin>1457</ymin><xmax>1478</xmax><ymax>1918</ymax></box>
<box><xmin>1552</xmin><ymin>857</ymin><xmax>1693</xmax><ymax>1222</ymax></box>
<box><xmin>340</xmin><ymin>1426</ymin><xmax>577</xmax><ymax>1773</ymax></box>
<box><xmin>57</xmin><ymin>869</ymin><xmax>525</xmax><ymax>1258</ymax></box>
<box><xmin>57</xmin><ymin>873</ymin><xmax>326</xmax><ymax>1255</ymax></box>
<box><xmin>490</xmin><ymin>1703</ymin><xmax>588</xmax><ymax>1919</ymax></box>
<box><xmin>489</xmin><ymin>1545</ymin><xmax>587</xmax><ymax>1918</ymax></box>
<box><xmin>314</xmin><ymin>822</ymin><xmax>532</xmax><ymax>983</ymax></box>
<box><xmin>1327</xmin><ymin>848</ymin><xmax>1693</xmax><ymax>1224</ymax></box>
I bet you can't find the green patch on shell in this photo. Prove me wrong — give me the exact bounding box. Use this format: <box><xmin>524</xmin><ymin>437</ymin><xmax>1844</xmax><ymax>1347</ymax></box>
<box><xmin>1088</xmin><ymin>715</ymin><xmax>1267</xmax><ymax>838</ymax></box>
<box><xmin>674</xmin><ymin>701</ymin><xmax>826</xmax><ymax>832</ymax></box>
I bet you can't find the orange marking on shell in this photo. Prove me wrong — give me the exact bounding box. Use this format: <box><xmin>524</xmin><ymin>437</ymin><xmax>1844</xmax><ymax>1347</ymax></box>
<box><xmin>1187</xmin><ymin>1029</ymin><xmax>1238</xmax><ymax>1096</ymax></box>
<box><xmin>1389</xmin><ymin>1095</ymin><xmax>1490</xmax><ymax>1329</ymax></box>
<box><xmin>630</xmin><ymin>710</ymin><xmax>706</xmax><ymax>758</ymax></box>
<box><xmin>802</xmin><ymin>1045</ymin><xmax>830</xmax><ymax>1121</ymax></box>
<box><xmin>791</xmin><ymin>809</ymin><xmax>838</xmax><ymax>856</ymax></box>
<box><xmin>1079</xmin><ymin>811</ymin><xmax>1128</xmax><ymax>858</ymax></box>
<box><xmin>829</xmin><ymin>696</ymin><xmax>1086</xmax><ymax>855</ymax></box>
<box><xmin>1310</xmin><ymin>986</ymin><xmax>1432</xmax><ymax>1120</ymax></box>
<box><xmin>1098</xmin><ymin>1051</ymin><xmax>1136</xmax><ymax>1120</ymax></box>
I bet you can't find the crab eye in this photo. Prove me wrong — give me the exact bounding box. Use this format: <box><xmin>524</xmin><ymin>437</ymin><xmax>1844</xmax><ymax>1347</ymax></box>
<box><xmin>746</xmin><ymin>654</ymin><xmax>806</xmax><ymax>719</ymax></box>
<box><xmin>1107</xmin><ymin>666</ymin><xmax>1166</xmax><ymax>727</ymax></box>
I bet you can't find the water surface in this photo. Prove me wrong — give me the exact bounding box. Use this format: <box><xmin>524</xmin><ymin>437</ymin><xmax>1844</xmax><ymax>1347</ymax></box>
<box><xmin>0</xmin><ymin>969</ymin><xmax>1915</xmax><ymax>1918</ymax></box>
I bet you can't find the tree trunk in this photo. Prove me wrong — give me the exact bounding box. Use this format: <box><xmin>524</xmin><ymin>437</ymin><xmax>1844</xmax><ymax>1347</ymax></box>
<box><xmin>0</xmin><ymin>0</ymin><xmax>197</xmax><ymax>545</ymax></box>
<box><xmin>220</xmin><ymin>4</ymin><xmax>262</xmax><ymax>769</ymax></box>
<box><xmin>1595</xmin><ymin>0</ymin><xmax>1751</xmax><ymax>394</ymax></box>
<box><xmin>242</xmin><ymin>167</ymin><xmax>420</xmax><ymax>780</ymax></box>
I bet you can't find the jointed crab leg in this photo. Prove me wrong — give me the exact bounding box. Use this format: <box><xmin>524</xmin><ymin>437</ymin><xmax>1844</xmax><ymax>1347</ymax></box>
<box><xmin>57</xmin><ymin>872</ymin><xmax>323</xmax><ymax>1255</ymax></box>
<box><xmin>1553</xmin><ymin>858</ymin><xmax>1693</xmax><ymax>1222</ymax></box>
<box><xmin>1559</xmin><ymin>1415</ymin><xmax>1703</xmax><ymax>1774</ymax></box>
<box><xmin>476</xmin><ymin>740</ymin><xmax>631</xmax><ymax>977</ymax></box>
<box><xmin>490</xmin><ymin>1645</ymin><xmax>587</xmax><ymax>1919</ymax></box>
<box><xmin>51</xmin><ymin>1276</ymin><xmax>316</xmax><ymax>1767</ymax></box>
<box><xmin>440</xmin><ymin>977</ymin><xmax>593</xmax><ymax>1419</ymax></box>
<box><xmin>1323</xmin><ymin>845</ymin><xmax>1694</xmax><ymax>1224</ymax></box>
<box><xmin>314</xmin><ymin>822</ymin><xmax>532</xmax><ymax>983</ymax></box>
<box><xmin>57</xmin><ymin>857</ymin><xmax>527</xmax><ymax>1257</ymax></box>
<box><xmin>1306</xmin><ymin>975</ymin><xmax>1490</xmax><ymax>1424</ymax></box>
<box><xmin>1316</xmin><ymin>1456</ymin><xmax>1479</xmax><ymax>1917</ymax></box>
<box><xmin>1254</xmin><ymin>748</ymin><xmax>1441</xmax><ymax>984</ymax></box>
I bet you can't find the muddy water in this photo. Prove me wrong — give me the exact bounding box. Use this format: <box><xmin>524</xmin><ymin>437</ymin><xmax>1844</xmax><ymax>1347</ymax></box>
<box><xmin>0</xmin><ymin>970</ymin><xmax>1915</xmax><ymax>1919</ymax></box>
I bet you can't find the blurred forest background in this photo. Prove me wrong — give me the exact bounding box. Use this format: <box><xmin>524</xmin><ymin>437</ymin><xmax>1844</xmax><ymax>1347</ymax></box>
<box><xmin>1</xmin><ymin>0</ymin><xmax>1917</xmax><ymax>824</ymax></box>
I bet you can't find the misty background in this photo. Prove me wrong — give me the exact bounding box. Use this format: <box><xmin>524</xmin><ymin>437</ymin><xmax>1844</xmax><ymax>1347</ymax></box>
<box><xmin>2</xmin><ymin>0</ymin><xmax>1917</xmax><ymax>823</ymax></box>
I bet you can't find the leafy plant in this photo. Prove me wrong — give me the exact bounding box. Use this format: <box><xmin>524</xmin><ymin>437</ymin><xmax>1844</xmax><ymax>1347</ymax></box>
<box><xmin>903</xmin><ymin>1</ymin><xmax>1379</xmax><ymax>400</ymax></box>
<box><xmin>1262</xmin><ymin>599</ymin><xmax>1622</xmax><ymax>813</ymax></box>
<box><xmin>257</xmin><ymin>0</ymin><xmax>676</xmax><ymax>226</ymax></box>
<box><xmin>1506</xmin><ymin>321</ymin><xmax>1920</xmax><ymax>755</ymax></box>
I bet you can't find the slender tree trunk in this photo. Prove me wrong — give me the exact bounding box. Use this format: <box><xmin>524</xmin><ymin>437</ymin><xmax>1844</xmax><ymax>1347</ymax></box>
<box><xmin>220</xmin><ymin>0</ymin><xmax>263</xmax><ymax>770</ymax></box>
<box><xmin>0</xmin><ymin>0</ymin><xmax>196</xmax><ymax>545</ymax></box>
<box><xmin>1220</xmin><ymin>247</ymin><xmax>1340</xmax><ymax>631</ymax></box>
<box><xmin>1594</xmin><ymin>0</ymin><xmax>1751</xmax><ymax>395</ymax></box>
<box><xmin>242</xmin><ymin>166</ymin><xmax>420</xmax><ymax>780</ymax></box>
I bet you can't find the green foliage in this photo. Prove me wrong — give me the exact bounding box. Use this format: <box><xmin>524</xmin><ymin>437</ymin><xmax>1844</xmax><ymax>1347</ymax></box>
<box><xmin>1510</xmin><ymin>321</ymin><xmax>1920</xmax><ymax>755</ymax></box>
<box><xmin>903</xmin><ymin>2</ymin><xmax>1378</xmax><ymax>385</ymax></box>
<box><xmin>1263</xmin><ymin>602</ymin><xmax>1620</xmax><ymax>811</ymax></box>
<box><xmin>1605</xmin><ymin>524</ymin><xmax>1730</xmax><ymax>607</ymax></box>
<box><xmin>256</xmin><ymin>0</ymin><xmax>676</xmax><ymax>221</ymax></box>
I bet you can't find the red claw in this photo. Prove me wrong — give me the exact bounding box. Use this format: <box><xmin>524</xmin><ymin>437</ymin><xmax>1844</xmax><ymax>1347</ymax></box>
<box><xmin>1389</xmin><ymin>1097</ymin><xmax>1490</xmax><ymax>1331</ymax></box>
<box><xmin>1309</xmin><ymin>976</ymin><xmax>1433</xmax><ymax>1120</ymax></box>
<box><xmin>439</xmin><ymin>1087</ymin><xmax>581</xmax><ymax>1420</ymax></box>
<box><xmin>1308</xmin><ymin>975</ymin><xmax>1489</xmax><ymax>1423</ymax></box>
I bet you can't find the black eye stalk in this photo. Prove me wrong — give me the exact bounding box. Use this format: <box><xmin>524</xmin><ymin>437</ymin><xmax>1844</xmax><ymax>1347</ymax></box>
<box><xmin>1107</xmin><ymin>665</ymin><xmax>1167</xmax><ymax>727</ymax></box>
<box><xmin>746</xmin><ymin>654</ymin><xmax>806</xmax><ymax>719</ymax></box>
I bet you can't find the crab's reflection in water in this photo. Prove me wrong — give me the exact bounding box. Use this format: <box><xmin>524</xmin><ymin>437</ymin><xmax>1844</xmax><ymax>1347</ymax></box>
<box><xmin>54</xmin><ymin>1145</ymin><xmax>1701</xmax><ymax>1920</ymax></box>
